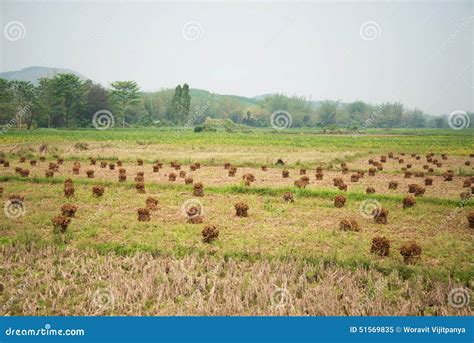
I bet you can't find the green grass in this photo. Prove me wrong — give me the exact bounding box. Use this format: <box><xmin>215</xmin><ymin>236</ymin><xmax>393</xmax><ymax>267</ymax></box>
<box><xmin>1</xmin><ymin>128</ymin><xmax>473</xmax><ymax>154</ymax></box>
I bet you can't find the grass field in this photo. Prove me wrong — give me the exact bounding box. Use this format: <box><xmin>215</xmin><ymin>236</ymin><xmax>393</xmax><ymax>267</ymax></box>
<box><xmin>0</xmin><ymin>128</ymin><xmax>473</xmax><ymax>315</ymax></box>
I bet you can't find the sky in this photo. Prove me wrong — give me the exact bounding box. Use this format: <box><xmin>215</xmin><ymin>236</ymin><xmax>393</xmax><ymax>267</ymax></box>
<box><xmin>0</xmin><ymin>0</ymin><xmax>472</xmax><ymax>115</ymax></box>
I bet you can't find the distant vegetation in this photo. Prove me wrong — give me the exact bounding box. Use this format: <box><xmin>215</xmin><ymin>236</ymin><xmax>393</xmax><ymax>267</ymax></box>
<box><xmin>0</xmin><ymin>73</ymin><xmax>472</xmax><ymax>131</ymax></box>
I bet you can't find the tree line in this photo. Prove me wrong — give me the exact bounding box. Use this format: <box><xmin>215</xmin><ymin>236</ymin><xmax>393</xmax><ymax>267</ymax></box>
<box><xmin>0</xmin><ymin>73</ymin><xmax>471</xmax><ymax>130</ymax></box>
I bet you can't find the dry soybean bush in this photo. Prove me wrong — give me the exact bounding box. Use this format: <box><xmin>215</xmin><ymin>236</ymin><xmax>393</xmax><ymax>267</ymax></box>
<box><xmin>61</xmin><ymin>204</ymin><xmax>78</xmax><ymax>218</ymax></box>
<box><xmin>399</xmin><ymin>242</ymin><xmax>422</xmax><ymax>264</ymax></box>
<box><xmin>1</xmin><ymin>246</ymin><xmax>471</xmax><ymax>316</ymax></box>
<box><xmin>202</xmin><ymin>225</ymin><xmax>219</xmax><ymax>243</ymax></box>
<box><xmin>339</xmin><ymin>219</ymin><xmax>360</xmax><ymax>232</ymax></box>
<box><xmin>52</xmin><ymin>215</ymin><xmax>71</xmax><ymax>234</ymax></box>
<box><xmin>334</xmin><ymin>195</ymin><xmax>346</xmax><ymax>208</ymax></box>
<box><xmin>282</xmin><ymin>192</ymin><xmax>294</xmax><ymax>203</ymax></box>
<box><xmin>137</xmin><ymin>208</ymin><xmax>151</xmax><ymax>222</ymax></box>
<box><xmin>370</xmin><ymin>236</ymin><xmax>390</xmax><ymax>256</ymax></box>
<box><xmin>373</xmin><ymin>208</ymin><xmax>388</xmax><ymax>224</ymax></box>
<box><xmin>235</xmin><ymin>202</ymin><xmax>249</xmax><ymax>217</ymax></box>
<box><xmin>466</xmin><ymin>211</ymin><xmax>474</xmax><ymax>228</ymax></box>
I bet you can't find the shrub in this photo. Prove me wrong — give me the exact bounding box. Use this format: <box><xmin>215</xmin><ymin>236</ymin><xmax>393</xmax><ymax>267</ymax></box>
<box><xmin>45</xmin><ymin>170</ymin><xmax>54</xmax><ymax>178</ymax></box>
<box><xmin>190</xmin><ymin>164</ymin><xmax>197</xmax><ymax>171</ymax></box>
<box><xmin>350</xmin><ymin>174</ymin><xmax>359</xmax><ymax>182</ymax></box>
<box><xmin>64</xmin><ymin>186</ymin><xmax>74</xmax><ymax>198</ymax></box>
<box><xmin>333</xmin><ymin>178</ymin><xmax>343</xmax><ymax>187</ymax></box>
<box><xmin>202</xmin><ymin>225</ymin><xmax>219</xmax><ymax>243</ymax></box>
<box><xmin>370</xmin><ymin>236</ymin><xmax>390</xmax><ymax>256</ymax></box>
<box><xmin>179</xmin><ymin>171</ymin><xmax>186</xmax><ymax>178</ymax></box>
<box><xmin>185</xmin><ymin>177</ymin><xmax>193</xmax><ymax>185</ymax></box>
<box><xmin>339</xmin><ymin>219</ymin><xmax>360</xmax><ymax>231</ymax></box>
<box><xmin>294</xmin><ymin>179</ymin><xmax>306</xmax><ymax>188</ymax></box>
<box><xmin>52</xmin><ymin>215</ymin><xmax>71</xmax><ymax>234</ymax></box>
<box><xmin>338</xmin><ymin>183</ymin><xmax>347</xmax><ymax>191</ymax></box>
<box><xmin>137</xmin><ymin>208</ymin><xmax>150</xmax><ymax>221</ymax></box>
<box><xmin>152</xmin><ymin>165</ymin><xmax>160</xmax><ymax>172</ymax></box>
<box><xmin>186</xmin><ymin>205</ymin><xmax>202</xmax><ymax>218</ymax></box>
<box><xmin>19</xmin><ymin>169</ymin><xmax>29</xmax><ymax>177</ymax></box>
<box><xmin>443</xmin><ymin>172</ymin><xmax>453</xmax><ymax>181</ymax></box>
<box><xmin>388</xmin><ymin>181</ymin><xmax>398</xmax><ymax>190</ymax></box>
<box><xmin>460</xmin><ymin>191</ymin><xmax>471</xmax><ymax>202</ymax></box>
<box><xmin>90</xmin><ymin>158</ymin><xmax>97</xmax><ymax>165</ymax></box>
<box><xmin>100</xmin><ymin>161</ymin><xmax>107</xmax><ymax>168</ymax></box>
<box><xmin>467</xmin><ymin>211</ymin><xmax>474</xmax><ymax>228</ymax></box>
<box><xmin>86</xmin><ymin>170</ymin><xmax>94</xmax><ymax>178</ymax></box>
<box><xmin>224</xmin><ymin>162</ymin><xmax>231</xmax><ymax>170</ymax></box>
<box><xmin>368</xmin><ymin>168</ymin><xmax>376</xmax><ymax>176</ymax></box>
<box><xmin>19</xmin><ymin>156</ymin><xmax>26</xmax><ymax>163</ymax></box>
<box><xmin>135</xmin><ymin>182</ymin><xmax>146</xmax><ymax>193</ymax></box>
<box><xmin>283</xmin><ymin>192</ymin><xmax>294</xmax><ymax>202</ymax></box>
<box><xmin>187</xmin><ymin>216</ymin><xmax>203</xmax><ymax>224</ymax></box>
<box><xmin>315</xmin><ymin>172</ymin><xmax>323</xmax><ymax>180</ymax></box>
<box><xmin>261</xmin><ymin>165</ymin><xmax>267</xmax><ymax>171</ymax></box>
<box><xmin>366</xmin><ymin>187</ymin><xmax>375</xmax><ymax>194</ymax></box>
<box><xmin>9</xmin><ymin>194</ymin><xmax>24</xmax><ymax>202</ymax></box>
<box><xmin>137</xmin><ymin>159</ymin><xmax>144</xmax><ymax>166</ymax></box>
<box><xmin>194</xmin><ymin>125</ymin><xmax>204</xmax><ymax>132</ymax></box>
<box><xmin>334</xmin><ymin>195</ymin><xmax>346</xmax><ymax>208</ymax></box>
<box><xmin>193</xmin><ymin>182</ymin><xmax>204</xmax><ymax>197</ymax></box>
<box><xmin>92</xmin><ymin>186</ymin><xmax>104</xmax><ymax>197</ymax></box>
<box><xmin>135</xmin><ymin>175</ymin><xmax>144</xmax><ymax>182</ymax></box>
<box><xmin>117</xmin><ymin>161</ymin><xmax>123</xmax><ymax>167</ymax></box>
<box><xmin>39</xmin><ymin>157</ymin><xmax>45</xmax><ymax>162</ymax></box>
<box><xmin>242</xmin><ymin>173</ymin><xmax>255</xmax><ymax>183</ymax></box>
<box><xmin>119</xmin><ymin>168</ymin><xmax>126</xmax><ymax>175</ymax></box>
<box><xmin>373</xmin><ymin>208</ymin><xmax>388</xmax><ymax>224</ymax></box>
<box><xmin>282</xmin><ymin>170</ymin><xmax>289</xmax><ymax>178</ymax></box>
<box><xmin>146</xmin><ymin>197</ymin><xmax>158</xmax><ymax>211</ymax></box>
<box><xmin>29</xmin><ymin>160</ymin><xmax>37</xmax><ymax>166</ymax></box>
<box><xmin>404</xmin><ymin>171</ymin><xmax>412</xmax><ymax>178</ymax></box>
<box><xmin>399</xmin><ymin>242</ymin><xmax>422</xmax><ymax>264</ymax></box>
<box><xmin>463</xmin><ymin>179</ymin><xmax>471</xmax><ymax>188</ymax></box>
<box><xmin>465</xmin><ymin>161</ymin><xmax>471</xmax><ymax>166</ymax></box>
<box><xmin>109</xmin><ymin>163</ymin><xmax>115</xmax><ymax>170</ymax></box>
<box><xmin>228</xmin><ymin>167</ymin><xmax>237</xmax><ymax>177</ymax></box>
<box><xmin>408</xmin><ymin>184</ymin><xmax>418</xmax><ymax>193</ymax></box>
<box><xmin>402</xmin><ymin>196</ymin><xmax>416</xmax><ymax>209</ymax></box>
<box><xmin>3</xmin><ymin>161</ymin><xmax>9</xmax><ymax>167</ymax></box>
<box><xmin>168</xmin><ymin>173</ymin><xmax>176</xmax><ymax>182</ymax></box>
<box><xmin>414</xmin><ymin>185</ymin><xmax>425</xmax><ymax>197</ymax></box>
<box><xmin>300</xmin><ymin>169</ymin><xmax>306</xmax><ymax>175</ymax></box>
<box><xmin>72</xmin><ymin>166</ymin><xmax>80</xmax><ymax>175</ymax></box>
<box><xmin>235</xmin><ymin>202</ymin><xmax>249</xmax><ymax>217</ymax></box>
<box><xmin>118</xmin><ymin>174</ymin><xmax>126</xmax><ymax>182</ymax></box>
<box><xmin>424</xmin><ymin>177</ymin><xmax>433</xmax><ymax>186</ymax></box>
<box><xmin>61</xmin><ymin>204</ymin><xmax>78</xmax><ymax>217</ymax></box>
<box><xmin>49</xmin><ymin>163</ymin><xmax>59</xmax><ymax>171</ymax></box>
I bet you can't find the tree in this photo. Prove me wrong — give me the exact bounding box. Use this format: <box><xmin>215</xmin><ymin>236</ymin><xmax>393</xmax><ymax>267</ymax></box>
<box><xmin>110</xmin><ymin>81</ymin><xmax>140</xmax><ymax>128</ymax></box>
<box><xmin>10</xmin><ymin>80</ymin><xmax>35</xmax><ymax>129</ymax></box>
<box><xmin>317</xmin><ymin>100</ymin><xmax>339</xmax><ymax>126</ymax></box>
<box><xmin>82</xmin><ymin>81</ymin><xmax>109</xmax><ymax>127</ymax></box>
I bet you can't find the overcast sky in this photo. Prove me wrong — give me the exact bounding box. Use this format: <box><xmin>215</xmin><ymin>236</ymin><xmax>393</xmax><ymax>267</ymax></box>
<box><xmin>0</xmin><ymin>0</ymin><xmax>472</xmax><ymax>115</ymax></box>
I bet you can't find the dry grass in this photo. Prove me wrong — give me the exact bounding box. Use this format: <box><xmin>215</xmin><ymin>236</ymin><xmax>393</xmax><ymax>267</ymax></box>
<box><xmin>1</xmin><ymin>246</ymin><xmax>471</xmax><ymax>316</ymax></box>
